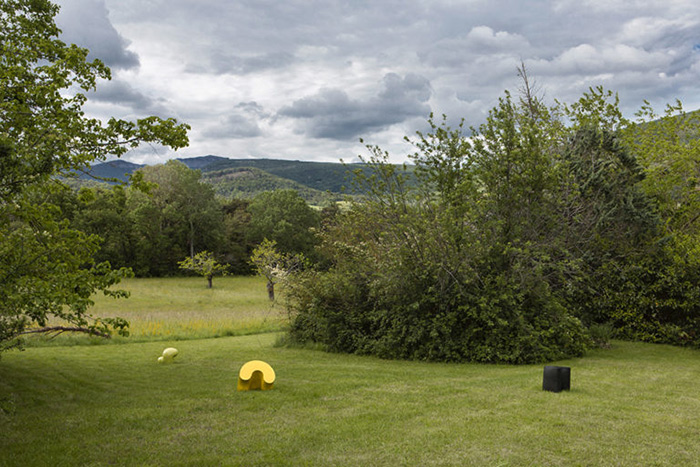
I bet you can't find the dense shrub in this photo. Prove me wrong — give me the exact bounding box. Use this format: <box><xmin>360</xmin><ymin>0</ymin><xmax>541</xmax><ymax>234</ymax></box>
<box><xmin>286</xmin><ymin>90</ymin><xmax>592</xmax><ymax>363</ymax></box>
<box><xmin>286</xmin><ymin>85</ymin><xmax>700</xmax><ymax>363</ymax></box>
<box><xmin>580</xmin><ymin>252</ymin><xmax>700</xmax><ymax>346</ymax></box>
<box><xmin>288</xmin><ymin>258</ymin><xmax>589</xmax><ymax>363</ymax></box>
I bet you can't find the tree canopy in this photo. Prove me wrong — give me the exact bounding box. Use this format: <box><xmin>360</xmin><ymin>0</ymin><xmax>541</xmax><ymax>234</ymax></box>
<box><xmin>246</xmin><ymin>189</ymin><xmax>321</xmax><ymax>259</ymax></box>
<box><xmin>126</xmin><ymin>160</ymin><xmax>224</xmax><ymax>275</ymax></box>
<box><xmin>0</xmin><ymin>0</ymin><xmax>190</xmax><ymax>353</ymax></box>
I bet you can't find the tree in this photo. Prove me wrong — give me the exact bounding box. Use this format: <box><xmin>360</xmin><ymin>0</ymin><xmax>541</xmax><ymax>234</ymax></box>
<box><xmin>127</xmin><ymin>161</ymin><xmax>224</xmax><ymax>276</ymax></box>
<box><xmin>72</xmin><ymin>185</ymin><xmax>138</xmax><ymax>270</ymax></box>
<box><xmin>0</xmin><ymin>0</ymin><xmax>189</xmax><ymax>353</ymax></box>
<box><xmin>247</xmin><ymin>190</ymin><xmax>320</xmax><ymax>259</ymax></box>
<box><xmin>178</xmin><ymin>251</ymin><xmax>229</xmax><ymax>288</ymax></box>
<box><xmin>137</xmin><ymin>161</ymin><xmax>223</xmax><ymax>259</ymax></box>
<box><xmin>250</xmin><ymin>239</ymin><xmax>304</xmax><ymax>301</ymax></box>
<box><xmin>555</xmin><ymin>88</ymin><xmax>700</xmax><ymax>344</ymax></box>
<box><xmin>287</xmin><ymin>79</ymin><xmax>700</xmax><ymax>361</ymax></box>
<box><xmin>221</xmin><ymin>198</ymin><xmax>254</xmax><ymax>275</ymax></box>
<box><xmin>622</xmin><ymin>102</ymin><xmax>700</xmax><ymax>240</ymax></box>
<box><xmin>574</xmin><ymin>92</ymin><xmax>700</xmax><ymax>344</ymax></box>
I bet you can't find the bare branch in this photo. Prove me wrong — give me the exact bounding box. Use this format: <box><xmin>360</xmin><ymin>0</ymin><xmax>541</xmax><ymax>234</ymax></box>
<box><xmin>517</xmin><ymin>61</ymin><xmax>544</xmax><ymax>119</ymax></box>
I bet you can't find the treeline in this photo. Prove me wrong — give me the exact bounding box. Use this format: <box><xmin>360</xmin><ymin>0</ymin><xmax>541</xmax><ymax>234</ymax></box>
<box><xmin>285</xmin><ymin>85</ymin><xmax>700</xmax><ymax>363</ymax></box>
<box><xmin>52</xmin><ymin>160</ymin><xmax>330</xmax><ymax>277</ymax></box>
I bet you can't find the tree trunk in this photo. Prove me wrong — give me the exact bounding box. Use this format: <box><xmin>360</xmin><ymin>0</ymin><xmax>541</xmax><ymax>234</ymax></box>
<box><xmin>189</xmin><ymin>219</ymin><xmax>195</xmax><ymax>259</ymax></box>
<box><xmin>267</xmin><ymin>281</ymin><xmax>275</xmax><ymax>301</ymax></box>
<box><xmin>207</xmin><ymin>275</ymin><xmax>213</xmax><ymax>288</ymax></box>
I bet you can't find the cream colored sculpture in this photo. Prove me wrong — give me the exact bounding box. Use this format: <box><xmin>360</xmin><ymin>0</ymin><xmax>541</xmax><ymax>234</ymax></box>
<box><xmin>157</xmin><ymin>347</ymin><xmax>179</xmax><ymax>364</ymax></box>
<box><xmin>237</xmin><ymin>360</ymin><xmax>275</xmax><ymax>391</ymax></box>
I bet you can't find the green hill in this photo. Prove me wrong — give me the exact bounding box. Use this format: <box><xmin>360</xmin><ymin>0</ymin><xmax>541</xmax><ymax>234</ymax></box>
<box><xmin>71</xmin><ymin>156</ymin><xmax>415</xmax><ymax>202</ymax></box>
<box><xmin>202</xmin><ymin>166</ymin><xmax>339</xmax><ymax>204</ymax></box>
<box><xmin>78</xmin><ymin>159</ymin><xmax>144</xmax><ymax>183</ymax></box>
<box><xmin>199</xmin><ymin>157</ymin><xmax>369</xmax><ymax>193</ymax></box>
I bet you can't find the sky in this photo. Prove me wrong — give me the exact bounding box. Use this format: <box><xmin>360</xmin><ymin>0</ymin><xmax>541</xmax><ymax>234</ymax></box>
<box><xmin>54</xmin><ymin>0</ymin><xmax>700</xmax><ymax>165</ymax></box>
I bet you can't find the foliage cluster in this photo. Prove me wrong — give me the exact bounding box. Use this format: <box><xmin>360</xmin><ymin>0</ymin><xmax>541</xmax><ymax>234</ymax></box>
<box><xmin>178</xmin><ymin>251</ymin><xmax>229</xmax><ymax>288</ymax></box>
<box><xmin>246</xmin><ymin>189</ymin><xmax>321</xmax><ymax>261</ymax></box>
<box><xmin>250</xmin><ymin>239</ymin><xmax>307</xmax><ymax>301</ymax></box>
<box><xmin>287</xmin><ymin>82</ymin><xmax>700</xmax><ymax>363</ymax></box>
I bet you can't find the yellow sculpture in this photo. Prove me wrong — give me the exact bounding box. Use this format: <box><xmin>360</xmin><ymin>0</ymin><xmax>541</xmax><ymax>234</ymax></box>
<box><xmin>237</xmin><ymin>360</ymin><xmax>275</xmax><ymax>391</ymax></box>
<box><xmin>157</xmin><ymin>347</ymin><xmax>179</xmax><ymax>364</ymax></box>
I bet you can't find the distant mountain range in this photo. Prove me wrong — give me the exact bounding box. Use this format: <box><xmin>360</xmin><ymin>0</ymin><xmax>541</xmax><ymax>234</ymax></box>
<box><xmin>77</xmin><ymin>159</ymin><xmax>145</xmax><ymax>181</ymax></box>
<box><xmin>69</xmin><ymin>109</ymin><xmax>700</xmax><ymax>203</ymax></box>
<box><xmin>74</xmin><ymin>155</ymin><xmax>383</xmax><ymax>203</ymax></box>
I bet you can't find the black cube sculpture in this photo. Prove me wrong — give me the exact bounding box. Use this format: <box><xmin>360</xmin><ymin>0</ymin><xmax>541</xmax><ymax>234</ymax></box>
<box><xmin>542</xmin><ymin>366</ymin><xmax>571</xmax><ymax>392</ymax></box>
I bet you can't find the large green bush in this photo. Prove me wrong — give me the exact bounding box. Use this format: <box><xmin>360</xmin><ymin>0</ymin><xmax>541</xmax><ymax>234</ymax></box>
<box><xmin>288</xmin><ymin>267</ymin><xmax>589</xmax><ymax>363</ymax></box>
<box><xmin>287</xmin><ymin>88</ymin><xmax>592</xmax><ymax>363</ymax></box>
<box><xmin>286</xmin><ymin>84</ymin><xmax>700</xmax><ymax>363</ymax></box>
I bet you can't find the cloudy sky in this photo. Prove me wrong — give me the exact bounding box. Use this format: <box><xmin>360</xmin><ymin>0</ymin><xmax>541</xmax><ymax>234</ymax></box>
<box><xmin>54</xmin><ymin>0</ymin><xmax>700</xmax><ymax>165</ymax></box>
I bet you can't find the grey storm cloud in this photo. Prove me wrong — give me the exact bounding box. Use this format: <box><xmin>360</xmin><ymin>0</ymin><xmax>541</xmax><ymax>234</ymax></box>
<box><xmin>56</xmin><ymin>0</ymin><xmax>139</xmax><ymax>70</ymax></box>
<box><xmin>189</xmin><ymin>52</ymin><xmax>297</xmax><ymax>76</ymax></box>
<box><xmin>205</xmin><ymin>114</ymin><xmax>262</xmax><ymax>139</ymax></box>
<box><xmin>89</xmin><ymin>80</ymin><xmax>155</xmax><ymax>110</ymax></box>
<box><xmin>278</xmin><ymin>73</ymin><xmax>432</xmax><ymax>140</ymax></box>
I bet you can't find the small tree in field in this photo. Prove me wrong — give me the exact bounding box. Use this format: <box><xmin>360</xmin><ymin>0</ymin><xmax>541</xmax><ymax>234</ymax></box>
<box><xmin>178</xmin><ymin>251</ymin><xmax>228</xmax><ymax>288</ymax></box>
<box><xmin>250</xmin><ymin>239</ymin><xmax>304</xmax><ymax>301</ymax></box>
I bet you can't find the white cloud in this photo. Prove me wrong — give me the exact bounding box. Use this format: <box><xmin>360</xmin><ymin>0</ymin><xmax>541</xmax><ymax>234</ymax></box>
<box><xmin>421</xmin><ymin>26</ymin><xmax>530</xmax><ymax>68</ymax></box>
<box><xmin>617</xmin><ymin>16</ymin><xmax>697</xmax><ymax>46</ymax></box>
<box><xmin>537</xmin><ymin>43</ymin><xmax>673</xmax><ymax>75</ymax></box>
<box><xmin>466</xmin><ymin>26</ymin><xmax>529</xmax><ymax>52</ymax></box>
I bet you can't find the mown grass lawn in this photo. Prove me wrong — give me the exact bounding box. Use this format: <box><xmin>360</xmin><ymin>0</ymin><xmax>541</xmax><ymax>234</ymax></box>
<box><xmin>2</xmin><ymin>333</ymin><xmax>699</xmax><ymax>466</ymax></box>
<box><xmin>30</xmin><ymin>276</ymin><xmax>285</xmax><ymax>344</ymax></box>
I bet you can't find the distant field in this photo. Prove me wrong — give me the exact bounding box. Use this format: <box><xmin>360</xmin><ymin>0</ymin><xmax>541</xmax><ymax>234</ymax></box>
<box><xmin>2</xmin><ymin>336</ymin><xmax>699</xmax><ymax>465</ymax></box>
<box><xmin>28</xmin><ymin>276</ymin><xmax>286</xmax><ymax>345</ymax></box>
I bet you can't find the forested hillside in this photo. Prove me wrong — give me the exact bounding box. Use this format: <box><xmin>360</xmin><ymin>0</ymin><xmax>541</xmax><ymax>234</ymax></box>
<box><xmin>77</xmin><ymin>156</ymin><xmax>387</xmax><ymax>202</ymax></box>
<box><xmin>77</xmin><ymin>159</ymin><xmax>144</xmax><ymax>182</ymax></box>
<box><xmin>202</xmin><ymin>166</ymin><xmax>337</xmax><ymax>204</ymax></box>
<box><xmin>200</xmin><ymin>157</ymin><xmax>373</xmax><ymax>193</ymax></box>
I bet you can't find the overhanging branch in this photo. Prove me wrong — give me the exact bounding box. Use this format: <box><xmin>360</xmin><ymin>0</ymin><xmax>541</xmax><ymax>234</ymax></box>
<box><xmin>18</xmin><ymin>326</ymin><xmax>111</xmax><ymax>339</ymax></box>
